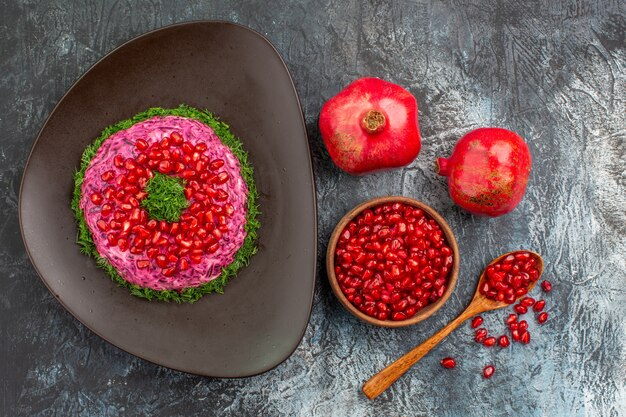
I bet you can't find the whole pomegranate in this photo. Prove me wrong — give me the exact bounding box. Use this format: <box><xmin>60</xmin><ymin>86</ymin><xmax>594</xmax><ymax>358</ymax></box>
<box><xmin>319</xmin><ymin>77</ymin><xmax>421</xmax><ymax>175</ymax></box>
<box><xmin>436</xmin><ymin>128</ymin><xmax>532</xmax><ymax>217</ymax></box>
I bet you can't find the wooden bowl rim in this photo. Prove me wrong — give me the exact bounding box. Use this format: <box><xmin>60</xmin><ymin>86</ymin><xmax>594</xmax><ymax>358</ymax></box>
<box><xmin>326</xmin><ymin>196</ymin><xmax>460</xmax><ymax>328</ymax></box>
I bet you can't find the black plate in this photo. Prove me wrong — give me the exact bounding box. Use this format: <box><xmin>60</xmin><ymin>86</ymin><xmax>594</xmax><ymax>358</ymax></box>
<box><xmin>19</xmin><ymin>21</ymin><xmax>317</xmax><ymax>377</ymax></box>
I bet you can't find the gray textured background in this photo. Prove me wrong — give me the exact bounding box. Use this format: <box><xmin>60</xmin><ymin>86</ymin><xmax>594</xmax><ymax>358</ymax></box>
<box><xmin>1</xmin><ymin>0</ymin><xmax>625</xmax><ymax>416</ymax></box>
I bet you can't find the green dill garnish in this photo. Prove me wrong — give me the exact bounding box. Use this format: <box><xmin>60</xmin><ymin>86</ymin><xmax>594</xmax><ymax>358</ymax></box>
<box><xmin>141</xmin><ymin>173</ymin><xmax>188</xmax><ymax>222</ymax></box>
<box><xmin>71</xmin><ymin>105</ymin><xmax>260</xmax><ymax>303</ymax></box>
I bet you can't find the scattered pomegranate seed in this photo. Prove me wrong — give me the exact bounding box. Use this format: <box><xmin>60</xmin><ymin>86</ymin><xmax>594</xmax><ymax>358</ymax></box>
<box><xmin>518</xmin><ymin>320</ymin><xmax>528</xmax><ymax>332</ymax></box>
<box><xmin>537</xmin><ymin>312</ymin><xmax>548</xmax><ymax>324</ymax></box>
<box><xmin>520</xmin><ymin>297</ymin><xmax>535</xmax><ymax>307</ymax></box>
<box><xmin>541</xmin><ymin>280</ymin><xmax>552</xmax><ymax>292</ymax></box>
<box><xmin>483</xmin><ymin>365</ymin><xmax>495</xmax><ymax>379</ymax></box>
<box><xmin>514</xmin><ymin>304</ymin><xmax>528</xmax><ymax>315</ymax></box>
<box><xmin>475</xmin><ymin>328</ymin><xmax>488</xmax><ymax>342</ymax></box>
<box><xmin>511</xmin><ymin>328</ymin><xmax>521</xmax><ymax>341</ymax></box>
<box><xmin>506</xmin><ymin>314</ymin><xmax>518</xmax><ymax>325</ymax></box>
<box><xmin>440</xmin><ymin>357</ymin><xmax>456</xmax><ymax>369</ymax></box>
<box><xmin>520</xmin><ymin>331</ymin><xmax>531</xmax><ymax>344</ymax></box>
<box><xmin>533</xmin><ymin>300</ymin><xmax>546</xmax><ymax>312</ymax></box>
<box><xmin>498</xmin><ymin>335</ymin><xmax>510</xmax><ymax>347</ymax></box>
<box><xmin>483</xmin><ymin>336</ymin><xmax>497</xmax><ymax>347</ymax></box>
<box><xmin>471</xmin><ymin>316</ymin><xmax>483</xmax><ymax>328</ymax></box>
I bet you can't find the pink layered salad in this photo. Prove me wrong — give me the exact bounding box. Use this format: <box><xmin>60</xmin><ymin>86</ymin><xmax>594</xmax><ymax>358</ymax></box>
<box><xmin>80</xmin><ymin>116</ymin><xmax>248</xmax><ymax>290</ymax></box>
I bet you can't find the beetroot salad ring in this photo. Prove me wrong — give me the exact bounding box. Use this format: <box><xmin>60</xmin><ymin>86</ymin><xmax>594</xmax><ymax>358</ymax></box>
<box><xmin>72</xmin><ymin>105</ymin><xmax>259</xmax><ymax>303</ymax></box>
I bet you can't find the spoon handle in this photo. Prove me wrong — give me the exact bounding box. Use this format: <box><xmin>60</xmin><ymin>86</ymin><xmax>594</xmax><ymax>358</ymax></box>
<box><xmin>362</xmin><ymin>307</ymin><xmax>477</xmax><ymax>400</ymax></box>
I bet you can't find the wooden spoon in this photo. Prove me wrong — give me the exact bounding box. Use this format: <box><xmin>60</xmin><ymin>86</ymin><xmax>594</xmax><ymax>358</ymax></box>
<box><xmin>362</xmin><ymin>250</ymin><xmax>544</xmax><ymax>400</ymax></box>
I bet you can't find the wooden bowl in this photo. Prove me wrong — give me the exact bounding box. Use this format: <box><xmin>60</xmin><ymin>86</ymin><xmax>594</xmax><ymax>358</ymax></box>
<box><xmin>326</xmin><ymin>196</ymin><xmax>460</xmax><ymax>328</ymax></box>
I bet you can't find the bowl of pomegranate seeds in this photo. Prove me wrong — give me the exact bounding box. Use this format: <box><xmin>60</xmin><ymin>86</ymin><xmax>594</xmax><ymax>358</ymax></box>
<box><xmin>327</xmin><ymin>196</ymin><xmax>459</xmax><ymax>327</ymax></box>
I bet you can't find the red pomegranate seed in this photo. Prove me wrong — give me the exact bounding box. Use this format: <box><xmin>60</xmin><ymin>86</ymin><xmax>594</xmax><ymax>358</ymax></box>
<box><xmin>170</xmin><ymin>131</ymin><xmax>183</xmax><ymax>145</ymax></box>
<box><xmin>126</xmin><ymin>173</ymin><xmax>137</xmax><ymax>184</ymax></box>
<box><xmin>106</xmin><ymin>233</ymin><xmax>118</xmax><ymax>246</ymax></box>
<box><xmin>124</xmin><ymin>158</ymin><xmax>137</xmax><ymax>171</ymax></box>
<box><xmin>533</xmin><ymin>300</ymin><xmax>546</xmax><ymax>312</ymax></box>
<box><xmin>181</xmin><ymin>142</ymin><xmax>194</xmax><ymax>155</ymax></box>
<box><xmin>195</xmin><ymin>160</ymin><xmax>207</xmax><ymax>172</ymax></box>
<box><xmin>117</xmin><ymin>238</ymin><xmax>129</xmax><ymax>251</ymax></box>
<box><xmin>90</xmin><ymin>192</ymin><xmax>103</xmax><ymax>205</ymax></box>
<box><xmin>511</xmin><ymin>329</ymin><xmax>521</xmax><ymax>341</ymax></box>
<box><xmin>475</xmin><ymin>328</ymin><xmax>488</xmax><ymax>342</ymax></box>
<box><xmin>520</xmin><ymin>331</ymin><xmax>531</xmax><ymax>344</ymax></box>
<box><xmin>215</xmin><ymin>190</ymin><xmax>229</xmax><ymax>201</ymax></box>
<box><xmin>483</xmin><ymin>336</ymin><xmax>497</xmax><ymax>347</ymax></box>
<box><xmin>155</xmin><ymin>255</ymin><xmax>168</xmax><ymax>268</ymax></box>
<box><xmin>224</xmin><ymin>204</ymin><xmax>235</xmax><ymax>216</ymax></box>
<box><xmin>537</xmin><ymin>312</ymin><xmax>548</xmax><ymax>324</ymax></box>
<box><xmin>195</xmin><ymin>142</ymin><xmax>208</xmax><ymax>152</ymax></box>
<box><xmin>514</xmin><ymin>304</ymin><xmax>528</xmax><ymax>314</ymax></box>
<box><xmin>135</xmin><ymin>138</ymin><xmax>148</xmax><ymax>150</ymax></box>
<box><xmin>136</xmin><ymin>153</ymin><xmax>148</xmax><ymax>164</ymax></box>
<box><xmin>518</xmin><ymin>320</ymin><xmax>528</xmax><ymax>332</ymax></box>
<box><xmin>113</xmin><ymin>154</ymin><xmax>124</xmax><ymax>167</ymax></box>
<box><xmin>471</xmin><ymin>316</ymin><xmax>483</xmax><ymax>328</ymax></box>
<box><xmin>541</xmin><ymin>280</ymin><xmax>552</xmax><ymax>292</ymax></box>
<box><xmin>96</xmin><ymin>220</ymin><xmax>108</xmax><ymax>231</ymax></box>
<box><xmin>178</xmin><ymin>258</ymin><xmax>190</xmax><ymax>270</ymax></box>
<box><xmin>162</xmin><ymin>267</ymin><xmax>176</xmax><ymax>277</ymax></box>
<box><xmin>216</xmin><ymin>172</ymin><xmax>230</xmax><ymax>184</ymax></box>
<box><xmin>498</xmin><ymin>335</ymin><xmax>510</xmax><ymax>347</ymax></box>
<box><xmin>483</xmin><ymin>365</ymin><xmax>495</xmax><ymax>379</ymax></box>
<box><xmin>521</xmin><ymin>297</ymin><xmax>535</xmax><ymax>307</ymax></box>
<box><xmin>136</xmin><ymin>259</ymin><xmax>150</xmax><ymax>269</ymax></box>
<box><xmin>101</xmin><ymin>170</ymin><xmax>115</xmax><ymax>182</ymax></box>
<box><xmin>440</xmin><ymin>357</ymin><xmax>456</xmax><ymax>369</ymax></box>
<box><xmin>100</xmin><ymin>203</ymin><xmax>113</xmax><ymax>217</ymax></box>
<box><xmin>506</xmin><ymin>314</ymin><xmax>518</xmax><ymax>325</ymax></box>
<box><xmin>158</xmin><ymin>160</ymin><xmax>172</xmax><ymax>173</ymax></box>
<box><xmin>209</xmin><ymin>159</ymin><xmax>225</xmax><ymax>170</ymax></box>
